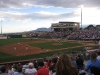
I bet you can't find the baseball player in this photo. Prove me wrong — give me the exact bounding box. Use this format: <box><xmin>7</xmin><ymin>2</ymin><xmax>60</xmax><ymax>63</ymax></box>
<box><xmin>26</xmin><ymin>45</ymin><xmax>28</xmax><ymax>50</ymax></box>
<box><xmin>14</xmin><ymin>45</ymin><xmax>16</xmax><ymax>50</ymax></box>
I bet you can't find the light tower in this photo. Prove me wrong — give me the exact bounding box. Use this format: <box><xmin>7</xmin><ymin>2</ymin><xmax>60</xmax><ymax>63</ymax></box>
<box><xmin>81</xmin><ymin>5</ymin><xmax>84</xmax><ymax>29</ymax></box>
<box><xmin>1</xmin><ymin>20</ymin><xmax>2</xmax><ymax>34</ymax></box>
<box><xmin>81</xmin><ymin>8</ymin><xmax>82</xmax><ymax>29</ymax></box>
<box><xmin>0</xmin><ymin>1</ymin><xmax>2</xmax><ymax>34</ymax></box>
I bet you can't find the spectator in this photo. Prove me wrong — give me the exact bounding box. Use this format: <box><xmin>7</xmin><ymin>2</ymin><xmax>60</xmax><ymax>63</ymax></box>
<box><xmin>45</xmin><ymin>60</ymin><xmax>49</xmax><ymax>68</ymax></box>
<box><xmin>48</xmin><ymin>60</ymin><xmax>52</xmax><ymax>68</ymax></box>
<box><xmin>23</xmin><ymin>63</ymin><xmax>29</xmax><ymax>72</ymax></box>
<box><xmin>25</xmin><ymin>63</ymin><xmax>37</xmax><ymax>75</ymax></box>
<box><xmin>13</xmin><ymin>65</ymin><xmax>18</xmax><ymax>73</ymax></box>
<box><xmin>8</xmin><ymin>65</ymin><xmax>14</xmax><ymax>75</ymax></box>
<box><xmin>97</xmin><ymin>51</ymin><xmax>100</xmax><ymax>60</ymax></box>
<box><xmin>18</xmin><ymin>63</ymin><xmax>22</xmax><ymax>68</ymax></box>
<box><xmin>70</xmin><ymin>56</ymin><xmax>77</xmax><ymax>68</ymax></box>
<box><xmin>45</xmin><ymin>60</ymin><xmax>52</xmax><ymax>68</ymax></box>
<box><xmin>24</xmin><ymin>63</ymin><xmax>29</xmax><ymax>69</ymax></box>
<box><xmin>84</xmin><ymin>52</ymin><xmax>100</xmax><ymax>74</ymax></box>
<box><xmin>76</xmin><ymin>55</ymin><xmax>84</xmax><ymax>70</ymax></box>
<box><xmin>36</xmin><ymin>61</ymin><xmax>49</xmax><ymax>75</ymax></box>
<box><xmin>0</xmin><ymin>65</ymin><xmax>10</xmax><ymax>75</ymax></box>
<box><xmin>98</xmin><ymin>40</ymin><xmax>100</xmax><ymax>51</ymax></box>
<box><xmin>33</xmin><ymin>61</ymin><xmax>38</xmax><ymax>70</ymax></box>
<box><xmin>12</xmin><ymin>68</ymin><xmax>23</xmax><ymax>75</ymax></box>
<box><xmin>56</xmin><ymin>54</ymin><xmax>78</xmax><ymax>75</ymax></box>
<box><xmin>49</xmin><ymin>57</ymin><xmax>58</xmax><ymax>75</ymax></box>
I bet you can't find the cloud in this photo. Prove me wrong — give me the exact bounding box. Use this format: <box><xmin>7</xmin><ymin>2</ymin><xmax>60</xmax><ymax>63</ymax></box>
<box><xmin>0</xmin><ymin>10</ymin><xmax>79</xmax><ymax>21</ymax></box>
<box><xmin>0</xmin><ymin>7</ymin><xmax>100</xmax><ymax>24</ymax></box>
<box><xmin>0</xmin><ymin>0</ymin><xmax>100</xmax><ymax>9</ymax></box>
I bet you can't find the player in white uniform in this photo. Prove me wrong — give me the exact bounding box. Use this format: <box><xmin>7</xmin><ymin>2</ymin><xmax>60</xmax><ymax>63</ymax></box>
<box><xmin>14</xmin><ymin>45</ymin><xmax>16</xmax><ymax>50</ymax></box>
<box><xmin>26</xmin><ymin>45</ymin><xmax>28</xmax><ymax>50</ymax></box>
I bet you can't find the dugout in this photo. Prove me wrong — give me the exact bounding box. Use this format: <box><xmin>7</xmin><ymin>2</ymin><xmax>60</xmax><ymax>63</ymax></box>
<box><xmin>8</xmin><ymin>35</ymin><xmax>22</xmax><ymax>38</ymax></box>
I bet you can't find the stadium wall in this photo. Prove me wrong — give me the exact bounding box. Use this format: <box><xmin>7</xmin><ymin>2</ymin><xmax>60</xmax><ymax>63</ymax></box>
<box><xmin>0</xmin><ymin>35</ymin><xmax>7</xmax><ymax>39</ymax></box>
<box><xmin>8</xmin><ymin>35</ymin><xmax>22</xmax><ymax>38</ymax></box>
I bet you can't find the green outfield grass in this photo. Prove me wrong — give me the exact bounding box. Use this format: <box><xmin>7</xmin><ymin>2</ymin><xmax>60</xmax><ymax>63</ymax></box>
<box><xmin>30</xmin><ymin>42</ymin><xmax>82</xmax><ymax>49</ymax></box>
<box><xmin>0</xmin><ymin>52</ymin><xmax>13</xmax><ymax>57</ymax></box>
<box><xmin>0</xmin><ymin>38</ymin><xmax>31</xmax><ymax>46</ymax></box>
<box><xmin>0</xmin><ymin>38</ymin><xmax>45</xmax><ymax>47</ymax></box>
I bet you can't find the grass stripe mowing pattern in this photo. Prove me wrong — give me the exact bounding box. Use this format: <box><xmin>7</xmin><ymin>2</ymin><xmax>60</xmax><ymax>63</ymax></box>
<box><xmin>0</xmin><ymin>39</ymin><xmax>30</xmax><ymax>46</ymax></box>
<box><xmin>0</xmin><ymin>38</ymin><xmax>43</xmax><ymax>46</ymax></box>
<box><xmin>30</xmin><ymin>42</ymin><xmax>82</xmax><ymax>49</ymax></box>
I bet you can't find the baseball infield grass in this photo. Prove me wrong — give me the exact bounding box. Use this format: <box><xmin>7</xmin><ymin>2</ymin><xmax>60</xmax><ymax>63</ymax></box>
<box><xmin>0</xmin><ymin>38</ymin><xmax>98</xmax><ymax>63</ymax></box>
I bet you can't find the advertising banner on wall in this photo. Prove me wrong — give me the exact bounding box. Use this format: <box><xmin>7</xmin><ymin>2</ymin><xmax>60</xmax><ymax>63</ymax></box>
<box><xmin>0</xmin><ymin>35</ymin><xmax>7</xmax><ymax>39</ymax></box>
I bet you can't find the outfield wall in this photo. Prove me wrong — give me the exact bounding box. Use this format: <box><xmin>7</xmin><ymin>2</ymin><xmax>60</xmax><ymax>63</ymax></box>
<box><xmin>8</xmin><ymin>35</ymin><xmax>22</xmax><ymax>38</ymax></box>
<box><xmin>0</xmin><ymin>35</ymin><xmax>7</xmax><ymax>39</ymax></box>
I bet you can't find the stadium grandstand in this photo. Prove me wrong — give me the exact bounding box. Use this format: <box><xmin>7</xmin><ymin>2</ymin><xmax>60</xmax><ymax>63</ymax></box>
<box><xmin>51</xmin><ymin>21</ymin><xmax>80</xmax><ymax>31</ymax></box>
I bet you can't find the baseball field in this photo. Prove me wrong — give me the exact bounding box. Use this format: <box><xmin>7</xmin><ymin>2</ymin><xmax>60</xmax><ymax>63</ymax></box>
<box><xmin>0</xmin><ymin>38</ymin><xmax>98</xmax><ymax>63</ymax></box>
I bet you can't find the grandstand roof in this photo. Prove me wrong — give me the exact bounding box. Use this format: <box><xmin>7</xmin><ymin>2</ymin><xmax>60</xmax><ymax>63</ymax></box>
<box><xmin>59</xmin><ymin>21</ymin><xmax>79</xmax><ymax>23</ymax></box>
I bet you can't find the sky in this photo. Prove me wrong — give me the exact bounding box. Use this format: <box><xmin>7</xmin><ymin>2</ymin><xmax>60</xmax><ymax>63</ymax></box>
<box><xmin>0</xmin><ymin>0</ymin><xmax>100</xmax><ymax>33</ymax></box>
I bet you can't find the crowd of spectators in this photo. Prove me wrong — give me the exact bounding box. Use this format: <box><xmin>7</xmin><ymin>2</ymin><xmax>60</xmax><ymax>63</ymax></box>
<box><xmin>37</xmin><ymin>31</ymin><xmax>72</xmax><ymax>38</ymax></box>
<box><xmin>0</xmin><ymin>50</ymin><xmax>100</xmax><ymax>75</ymax></box>
<box><xmin>67</xmin><ymin>28</ymin><xmax>100</xmax><ymax>40</ymax></box>
<box><xmin>31</xmin><ymin>27</ymin><xmax>100</xmax><ymax>41</ymax></box>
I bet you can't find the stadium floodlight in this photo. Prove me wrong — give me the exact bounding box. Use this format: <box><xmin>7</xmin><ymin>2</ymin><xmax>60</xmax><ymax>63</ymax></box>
<box><xmin>0</xmin><ymin>19</ymin><xmax>2</xmax><ymax>35</ymax></box>
<box><xmin>0</xmin><ymin>1</ymin><xmax>2</xmax><ymax>34</ymax></box>
<box><xmin>80</xmin><ymin>5</ymin><xmax>84</xmax><ymax>29</ymax></box>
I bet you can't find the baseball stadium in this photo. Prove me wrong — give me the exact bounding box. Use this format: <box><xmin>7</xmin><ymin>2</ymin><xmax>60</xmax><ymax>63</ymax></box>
<box><xmin>0</xmin><ymin>21</ymin><xmax>99</xmax><ymax>63</ymax></box>
<box><xmin>0</xmin><ymin>21</ymin><xmax>100</xmax><ymax>75</ymax></box>
<box><xmin>1</xmin><ymin>0</ymin><xmax>100</xmax><ymax>75</ymax></box>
